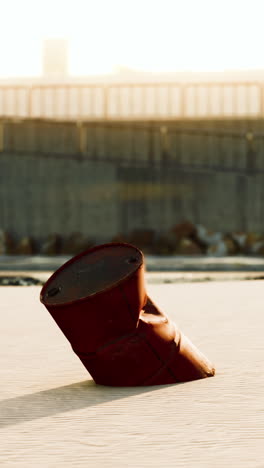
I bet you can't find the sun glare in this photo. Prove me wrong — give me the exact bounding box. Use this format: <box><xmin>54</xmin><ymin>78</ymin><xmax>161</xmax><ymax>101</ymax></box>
<box><xmin>0</xmin><ymin>0</ymin><xmax>264</xmax><ymax>77</ymax></box>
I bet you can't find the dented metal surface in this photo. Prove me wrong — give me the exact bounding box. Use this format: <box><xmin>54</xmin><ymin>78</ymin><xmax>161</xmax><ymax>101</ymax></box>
<box><xmin>40</xmin><ymin>243</ymin><xmax>215</xmax><ymax>386</ymax></box>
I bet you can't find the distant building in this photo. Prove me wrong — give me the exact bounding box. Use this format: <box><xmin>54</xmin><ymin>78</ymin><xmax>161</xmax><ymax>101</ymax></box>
<box><xmin>42</xmin><ymin>39</ymin><xmax>68</xmax><ymax>77</ymax></box>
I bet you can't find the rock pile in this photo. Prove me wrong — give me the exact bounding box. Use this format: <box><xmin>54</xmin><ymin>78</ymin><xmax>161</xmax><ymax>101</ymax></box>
<box><xmin>0</xmin><ymin>230</ymin><xmax>14</xmax><ymax>255</ymax></box>
<box><xmin>40</xmin><ymin>234</ymin><xmax>61</xmax><ymax>255</ymax></box>
<box><xmin>0</xmin><ymin>276</ymin><xmax>43</xmax><ymax>286</ymax></box>
<box><xmin>111</xmin><ymin>222</ymin><xmax>264</xmax><ymax>257</ymax></box>
<box><xmin>1</xmin><ymin>223</ymin><xmax>264</xmax><ymax>257</ymax></box>
<box><xmin>15</xmin><ymin>237</ymin><xmax>35</xmax><ymax>255</ymax></box>
<box><xmin>0</xmin><ymin>231</ymin><xmax>95</xmax><ymax>256</ymax></box>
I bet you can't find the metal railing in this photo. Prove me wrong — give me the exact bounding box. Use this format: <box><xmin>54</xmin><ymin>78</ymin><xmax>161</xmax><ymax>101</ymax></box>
<box><xmin>0</xmin><ymin>82</ymin><xmax>264</xmax><ymax>120</ymax></box>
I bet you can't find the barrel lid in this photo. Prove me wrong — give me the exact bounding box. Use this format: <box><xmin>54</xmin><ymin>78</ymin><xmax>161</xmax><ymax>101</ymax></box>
<box><xmin>41</xmin><ymin>243</ymin><xmax>143</xmax><ymax>306</ymax></box>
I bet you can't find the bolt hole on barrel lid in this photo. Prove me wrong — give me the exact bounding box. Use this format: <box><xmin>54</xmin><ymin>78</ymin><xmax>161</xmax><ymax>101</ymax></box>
<box><xmin>40</xmin><ymin>243</ymin><xmax>215</xmax><ymax>386</ymax></box>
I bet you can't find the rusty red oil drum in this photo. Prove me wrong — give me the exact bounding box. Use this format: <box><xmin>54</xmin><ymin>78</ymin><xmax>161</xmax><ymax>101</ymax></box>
<box><xmin>40</xmin><ymin>243</ymin><xmax>215</xmax><ymax>386</ymax></box>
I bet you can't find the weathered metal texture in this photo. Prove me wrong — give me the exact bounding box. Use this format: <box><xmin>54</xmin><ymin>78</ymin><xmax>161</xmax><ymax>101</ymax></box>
<box><xmin>40</xmin><ymin>243</ymin><xmax>215</xmax><ymax>386</ymax></box>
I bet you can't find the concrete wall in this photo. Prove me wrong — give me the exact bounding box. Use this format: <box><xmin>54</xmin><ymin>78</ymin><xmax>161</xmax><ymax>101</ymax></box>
<box><xmin>1</xmin><ymin>118</ymin><xmax>264</xmax><ymax>241</ymax></box>
<box><xmin>1</xmin><ymin>153</ymin><xmax>264</xmax><ymax>241</ymax></box>
<box><xmin>116</xmin><ymin>166</ymin><xmax>264</xmax><ymax>234</ymax></box>
<box><xmin>2</xmin><ymin>118</ymin><xmax>264</xmax><ymax>170</ymax></box>
<box><xmin>0</xmin><ymin>154</ymin><xmax>119</xmax><ymax>241</ymax></box>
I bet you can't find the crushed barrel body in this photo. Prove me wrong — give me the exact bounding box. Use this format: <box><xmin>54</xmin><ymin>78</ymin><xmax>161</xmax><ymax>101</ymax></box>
<box><xmin>40</xmin><ymin>243</ymin><xmax>215</xmax><ymax>386</ymax></box>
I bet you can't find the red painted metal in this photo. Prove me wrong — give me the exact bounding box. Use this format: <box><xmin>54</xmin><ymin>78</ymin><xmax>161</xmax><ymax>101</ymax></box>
<box><xmin>40</xmin><ymin>243</ymin><xmax>215</xmax><ymax>386</ymax></box>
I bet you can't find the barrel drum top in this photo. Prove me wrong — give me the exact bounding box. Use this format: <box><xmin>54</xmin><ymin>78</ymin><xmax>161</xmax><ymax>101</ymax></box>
<box><xmin>41</xmin><ymin>243</ymin><xmax>143</xmax><ymax>306</ymax></box>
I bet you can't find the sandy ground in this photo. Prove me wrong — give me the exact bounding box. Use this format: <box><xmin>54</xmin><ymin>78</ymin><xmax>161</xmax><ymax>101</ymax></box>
<box><xmin>1</xmin><ymin>280</ymin><xmax>264</xmax><ymax>467</ymax></box>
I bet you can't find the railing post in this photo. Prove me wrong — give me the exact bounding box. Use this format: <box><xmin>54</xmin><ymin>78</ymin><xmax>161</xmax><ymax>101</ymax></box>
<box><xmin>27</xmin><ymin>86</ymin><xmax>32</xmax><ymax>118</ymax></box>
<box><xmin>103</xmin><ymin>85</ymin><xmax>108</xmax><ymax>120</ymax></box>
<box><xmin>260</xmin><ymin>83</ymin><xmax>264</xmax><ymax>118</ymax></box>
<box><xmin>181</xmin><ymin>84</ymin><xmax>186</xmax><ymax>118</ymax></box>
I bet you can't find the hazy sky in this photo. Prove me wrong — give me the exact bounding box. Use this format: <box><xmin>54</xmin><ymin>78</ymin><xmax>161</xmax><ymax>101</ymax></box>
<box><xmin>1</xmin><ymin>0</ymin><xmax>264</xmax><ymax>76</ymax></box>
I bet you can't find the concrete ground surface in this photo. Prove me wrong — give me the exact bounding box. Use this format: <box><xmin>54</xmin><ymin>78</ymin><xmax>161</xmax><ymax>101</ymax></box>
<box><xmin>1</xmin><ymin>280</ymin><xmax>264</xmax><ymax>467</ymax></box>
<box><xmin>2</xmin><ymin>254</ymin><xmax>264</xmax><ymax>272</ymax></box>
<box><xmin>2</xmin><ymin>270</ymin><xmax>264</xmax><ymax>286</ymax></box>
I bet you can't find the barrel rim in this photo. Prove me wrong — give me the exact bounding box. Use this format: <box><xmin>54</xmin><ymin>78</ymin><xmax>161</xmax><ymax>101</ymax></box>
<box><xmin>40</xmin><ymin>242</ymin><xmax>144</xmax><ymax>308</ymax></box>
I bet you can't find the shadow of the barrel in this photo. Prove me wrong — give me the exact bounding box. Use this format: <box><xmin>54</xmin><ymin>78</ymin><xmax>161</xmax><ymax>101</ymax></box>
<box><xmin>0</xmin><ymin>379</ymin><xmax>181</xmax><ymax>428</ymax></box>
